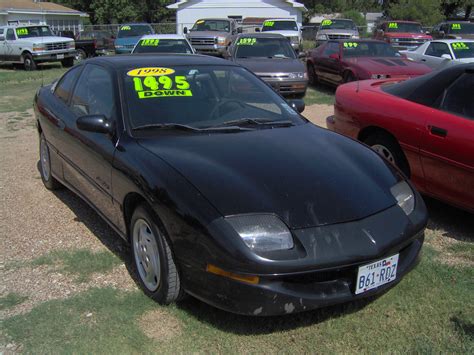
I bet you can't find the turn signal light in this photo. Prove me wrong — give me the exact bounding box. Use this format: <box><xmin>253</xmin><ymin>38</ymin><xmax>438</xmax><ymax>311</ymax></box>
<box><xmin>206</xmin><ymin>264</ymin><xmax>260</xmax><ymax>285</ymax></box>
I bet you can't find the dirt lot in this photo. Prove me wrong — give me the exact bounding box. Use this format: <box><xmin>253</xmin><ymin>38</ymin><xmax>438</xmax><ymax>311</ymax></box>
<box><xmin>0</xmin><ymin>70</ymin><xmax>472</xmax><ymax>353</ymax></box>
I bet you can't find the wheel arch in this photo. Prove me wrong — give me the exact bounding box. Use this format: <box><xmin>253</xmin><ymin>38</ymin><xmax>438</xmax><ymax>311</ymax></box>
<box><xmin>122</xmin><ymin>192</ymin><xmax>148</xmax><ymax>242</ymax></box>
<box><xmin>21</xmin><ymin>50</ymin><xmax>32</xmax><ymax>61</ymax></box>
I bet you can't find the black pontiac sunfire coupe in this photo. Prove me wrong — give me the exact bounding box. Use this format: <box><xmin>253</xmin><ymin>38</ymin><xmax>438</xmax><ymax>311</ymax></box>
<box><xmin>35</xmin><ymin>54</ymin><xmax>427</xmax><ymax>316</ymax></box>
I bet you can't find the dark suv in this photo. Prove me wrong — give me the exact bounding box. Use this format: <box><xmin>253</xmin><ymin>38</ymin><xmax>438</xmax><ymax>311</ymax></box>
<box><xmin>431</xmin><ymin>21</ymin><xmax>474</xmax><ymax>40</ymax></box>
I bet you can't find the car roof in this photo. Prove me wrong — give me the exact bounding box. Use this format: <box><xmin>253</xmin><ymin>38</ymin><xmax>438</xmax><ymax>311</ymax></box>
<box><xmin>237</xmin><ymin>33</ymin><xmax>286</xmax><ymax>39</ymax></box>
<box><xmin>195</xmin><ymin>18</ymin><xmax>232</xmax><ymax>21</ymax></box>
<box><xmin>265</xmin><ymin>18</ymin><xmax>297</xmax><ymax>21</ymax></box>
<box><xmin>139</xmin><ymin>34</ymin><xmax>187</xmax><ymax>40</ymax></box>
<box><xmin>430</xmin><ymin>39</ymin><xmax>474</xmax><ymax>43</ymax></box>
<box><xmin>443</xmin><ymin>20</ymin><xmax>471</xmax><ymax>23</ymax></box>
<box><xmin>329</xmin><ymin>39</ymin><xmax>386</xmax><ymax>44</ymax></box>
<box><xmin>87</xmin><ymin>54</ymin><xmax>236</xmax><ymax>70</ymax></box>
<box><xmin>382</xmin><ymin>20</ymin><xmax>421</xmax><ymax>24</ymax></box>
<box><xmin>119</xmin><ymin>23</ymin><xmax>152</xmax><ymax>27</ymax></box>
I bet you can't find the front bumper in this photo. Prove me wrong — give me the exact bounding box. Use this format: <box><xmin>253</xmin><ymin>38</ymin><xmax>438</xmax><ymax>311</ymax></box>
<box><xmin>192</xmin><ymin>44</ymin><xmax>227</xmax><ymax>56</ymax></box>
<box><xmin>263</xmin><ymin>78</ymin><xmax>308</xmax><ymax>98</ymax></box>
<box><xmin>32</xmin><ymin>49</ymin><xmax>75</xmax><ymax>61</ymax></box>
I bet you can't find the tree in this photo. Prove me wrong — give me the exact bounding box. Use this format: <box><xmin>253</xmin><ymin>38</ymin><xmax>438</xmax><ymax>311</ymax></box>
<box><xmin>387</xmin><ymin>0</ymin><xmax>444</xmax><ymax>26</ymax></box>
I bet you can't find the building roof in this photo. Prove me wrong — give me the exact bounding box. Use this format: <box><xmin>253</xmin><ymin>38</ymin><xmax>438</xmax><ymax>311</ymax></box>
<box><xmin>168</xmin><ymin>0</ymin><xmax>306</xmax><ymax>10</ymax></box>
<box><xmin>0</xmin><ymin>0</ymin><xmax>88</xmax><ymax>16</ymax></box>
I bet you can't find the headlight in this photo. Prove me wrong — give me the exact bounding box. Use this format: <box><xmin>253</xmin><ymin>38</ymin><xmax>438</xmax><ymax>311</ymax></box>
<box><xmin>216</xmin><ymin>36</ymin><xmax>226</xmax><ymax>45</ymax></box>
<box><xmin>371</xmin><ymin>74</ymin><xmax>388</xmax><ymax>79</ymax></box>
<box><xmin>351</xmin><ymin>34</ymin><xmax>360</xmax><ymax>39</ymax></box>
<box><xmin>390</xmin><ymin>181</ymin><xmax>415</xmax><ymax>215</ymax></box>
<box><xmin>32</xmin><ymin>44</ymin><xmax>45</xmax><ymax>51</ymax></box>
<box><xmin>226</xmin><ymin>214</ymin><xmax>294</xmax><ymax>253</ymax></box>
<box><xmin>290</xmin><ymin>36</ymin><xmax>299</xmax><ymax>44</ymax></box>
<box><xmin>316</xmin><ymin>34</ymin><xmax>328</xmax><ymax>41</ymax></box>
<box><xmin>288</xmin><ymin>72</ymin><xmax>306</xmax><ymax>79</ymax></box>
<box><xmin>67</xmin><ymin>42</ymin><xmax>75</xmax><ymax>49</ymax></box>
<box><xmin>115</xmin><ymin>45</ymin><xmax>124</xmax><ymax>49</ymax></box>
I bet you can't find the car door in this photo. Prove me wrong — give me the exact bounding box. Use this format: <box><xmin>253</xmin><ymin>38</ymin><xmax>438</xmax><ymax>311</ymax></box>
<box><xmin>420</xmin><ymin>72</ymin><xmax>474</xmax><ymax>210</ymax></box>
<box><xmin>421</xmin><ymin>42</ymin><xmax>451</xmax><ymax>68</ymax></box>
<box><xmin>60</xmin><ymin>63</ymin><xmax>119</xmax><ymax>221</ymax></box>
<box><xmin>315</xmin><ymin>41</ymin><xmax>342</xmax><ymax>84</ymax></box>
<box><xmin>3</xmin><ymin>28</ymin><xmax>17</xmax><ymax>61</ymax></box>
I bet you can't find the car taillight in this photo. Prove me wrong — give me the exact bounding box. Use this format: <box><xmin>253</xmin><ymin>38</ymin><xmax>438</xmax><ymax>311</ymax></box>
<box><xmin>93</xmin><ymin>39</ymin><xmax>97</xmax><ymax>49</ymax></box>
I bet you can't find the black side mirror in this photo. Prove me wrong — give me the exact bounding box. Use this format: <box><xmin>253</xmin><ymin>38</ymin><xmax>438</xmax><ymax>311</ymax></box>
<box><xmin>298</xmin><ymin>51</ymin><xmax>307</xmax><ymax>59</ymax></box>
<box><xmin>77</xmin><ymin>115</ymin><xmax>113</xmax><ymax>134</ymax></box>
<box><xmin>237</xmin><ymin>27</ymin><xmax>242</xmax><ymax>34</ymax></box>
<box><xmin>255</xmin><ymin>28</ymin><xmax>261</xmax><ymax>32</ymax></box>
<box><xmin>183</xmin><ymin>27</ymin><xmax>188</xmax><ymax>34</ymax></box>
<box><xmin>287</xmin><ymin>99</ymin><xmax>305</xmax><ymax>113</ymax></box>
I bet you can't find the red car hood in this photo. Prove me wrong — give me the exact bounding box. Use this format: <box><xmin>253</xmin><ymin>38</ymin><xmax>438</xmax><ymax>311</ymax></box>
<box><xmin>384</xmin><ymin>32</ymin><xmax>432</xmax><ymax>40</ymax></box>
<box><xmin>345</xmin><ymin>57</ymin><xmax>432</xmax><ymax>78</ymax></box>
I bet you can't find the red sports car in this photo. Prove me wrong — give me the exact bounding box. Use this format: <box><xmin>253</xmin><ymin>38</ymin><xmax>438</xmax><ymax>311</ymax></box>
<box><xmin>328</xmin><ymin>63</ymin><xmax>474</xmax><ymax>213</ymax></box>
<box><xmin>306</xmin><ymin>39</ymin><xmax>432</xmax><ymax>86</ymax></box>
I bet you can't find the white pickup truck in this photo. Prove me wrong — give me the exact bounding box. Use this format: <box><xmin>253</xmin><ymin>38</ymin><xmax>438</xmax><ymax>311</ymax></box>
<box><xmin>0</xmin><ymin>24</ymin><xmax>75</xmax><ymax>70</ymax></box>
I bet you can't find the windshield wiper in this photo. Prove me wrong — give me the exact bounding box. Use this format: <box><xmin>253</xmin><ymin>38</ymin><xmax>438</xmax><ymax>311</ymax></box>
<box><xmin>132</xmin><ymin>123</ymin><xmax>252</xmax><ymax>132</ymax></box>
<box><xmin>212</xmin><ymin>118</ymin><xmax>294</xmax><ymax>128</ymax></box>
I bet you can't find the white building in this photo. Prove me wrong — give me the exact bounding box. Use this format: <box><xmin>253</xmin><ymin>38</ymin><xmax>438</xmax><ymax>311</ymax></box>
<box><xmin>168</xmin><ymin>0</ymin><xmax>306</xmax><ymax>34</ymax></box>
<box><xmin>0</xmin><ymin>0</ymin><xmax>88</xmax><ymax>34</ymax></box>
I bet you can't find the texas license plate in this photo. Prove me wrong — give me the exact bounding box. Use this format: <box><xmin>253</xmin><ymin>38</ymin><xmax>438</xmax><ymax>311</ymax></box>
<box><xmin>355</xmin><ymin>254</ymin><xmax>399</xmax><ymax>295</ymax></box>
<box><xmin>56</xmin><ymin>54</ymin><xmax>64</xmax><ymax>59</ymax></box>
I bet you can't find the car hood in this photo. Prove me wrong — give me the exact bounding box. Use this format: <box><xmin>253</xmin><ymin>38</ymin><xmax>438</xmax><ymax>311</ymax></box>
<box><xmin>384</xmin><ymin>32</ymin><xmax>432</xmax><ymax>39</ymax></box>
<box><xmin>456</xmin><ymin>57</ymin><xmax>474</xmax><ymax>63</ymax></box>
<box><xmin>262</xmin><ymin>30</ymin><xmax>300</xmax><ymax>37</ymax></box>
<box><xmin>20</xmin><ymin>36</ymin><xmax>73</xmax><ymax>44</ymax></box>
<box><xmin>447</xmin><ymin>34</ymin><xmax>474</xmax><ymax>40</ymax></box>
<box><xmin>138</xmin><ymin>124</ymin><xmax>399</xmax><ymax>229</ymax></box>
<box><xmin>318</xmin><ymin>29</ymin><xmax>359</xmax><ymax>36</ymax></box>
<box><xmin>234</xmin><ymin>57</ymin><xmax>304</xmax><ymax>74</ymax></box>
<box><xmin>346</xmin><ymin>57</ymin><xmax>431</xmax><ymax>76</ymax></box>
<box><xmin>187</xmin><ymin>31</ymin><xmax>225</xmax><ymax>38</ymax></box>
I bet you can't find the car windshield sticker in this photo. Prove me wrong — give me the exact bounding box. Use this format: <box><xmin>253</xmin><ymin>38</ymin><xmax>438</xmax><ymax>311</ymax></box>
<box><xmin>451</xmin><ymin>42</ymin><xmax>470</xmax><ymax>50</ymax></box>
<box><xmin>121</xmin><ymin>25</ymin><xmax>131</xmax><ymax>30</ymax></box>
<box><xmin>343</xmin><ymin>42</ymin><xmax>358</xmax><ymax>48</ymax></box>
<box><xmin>388</xmin><ymin>22</ymin><xmax>398</xmax><ymax>29</ymax></box>
<box><xmin>140</xmin><ymin>39</ymin><xmax>160</xmax><ymax>46</ymax></box>
<box><xmin>321</xmin><ymin>20</ymin><xmax>332</xmax><ymax>26</ymax></box>
<box><xmin>127</xmin><ymin>68</ymin><xmax>192</xmax><ymax>99</ymax></box>
<box><xmin>237</xmin><ymin>38</ymin><xmax>257</xmax><ymax>45</ymax></box>
<box><xmin>196</xmin><ymin>20</ymin><xmax>205</xmax><ymax>24</ymax></box>
<box><xmin>16</xmin><ymin>28</ymin><xmax>28</xmax><ymax>35</ymax></box>
<box><xmin>263</xmin><ymin>21</ymin><xmax>274</xmax><ymax>27</ymax></box>
<box><xmin>451</xmin><ymin>23</ymin><xmax>461</xmax><ymax>30</ymax></box>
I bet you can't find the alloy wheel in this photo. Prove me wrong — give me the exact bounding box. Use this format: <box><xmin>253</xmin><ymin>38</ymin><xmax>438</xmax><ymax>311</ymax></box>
<box><xmin>133</xmin><ymin>218</ymin><xmax>161</xmax><ymax>291</ymax></box>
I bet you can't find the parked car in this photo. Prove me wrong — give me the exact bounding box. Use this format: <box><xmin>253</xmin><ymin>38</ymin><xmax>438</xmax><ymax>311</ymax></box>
<box><xmin>115</xmin><ymin>23</ymin><xmax>154</xmax><ymax>54</ymax></box>
<box><xmin>315</xmin><ymin>18</ymin><xmax>359</xmax><ymax>45</ymax></box>
<box><xmin>306</xmin><ymin>39</ymin><xmax>431</xmax><ymax>87</ymax></box>
<box><xmin>0</xmin><ymin>24</ymin><xmax>75</xmax><ymax>70</ymax></box>
<box><xmin>226</xmin><ymin>33</ymin><xmax>307</xmax><ymax>98</ymax></box>
<box><xmin>77</xmin><ymin>30</ymin><xmax>115</xmax><ymax>54</ymax></box>
<box><xmin>431</xmin><ymin>21</ymin><xmax>474</xmax><ymax>40</ymax></box>
<box><xmin>35</xmin><ymin>54</ymin><xmax>427</xmax><ymax>316</ymax></box>
<box><xmin>260</xmin><ymin>18</ymin><xmax>302</xmax><ymax>51</ymax></box>
<box><xmin>132</xmin><ymin>34</ymin><xmax>194</xmax><ymax>54</ymax></box>
<box><xmin>184</xmin><ymin>18</ymin><xmax>240</xmax><ymax>56</ymax></box>
<box><xmin>56</xmin><ymin>30</ymin><xmax>97</xmax><ymax>61</ymax></box>
<box><xmin>401</xmin><ymin>40</ymin><xmax>474</xmax><ymax>69</ymax></box>
<box><xmin>374</xmin><ymin>21</ymin><xmax>432</xmax><ymax>50</ymax></box>
<box><xmin>327</xmin><ymin>63</ymin><xmax>474</xmax><ymax>213</ymax></box>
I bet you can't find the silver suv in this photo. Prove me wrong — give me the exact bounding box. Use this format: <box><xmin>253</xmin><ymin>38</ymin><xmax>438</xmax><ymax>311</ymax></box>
<box><xmin>315</xmin><ymin>19</ymin><xmax>359</xmax><ymax>45</ymax></box>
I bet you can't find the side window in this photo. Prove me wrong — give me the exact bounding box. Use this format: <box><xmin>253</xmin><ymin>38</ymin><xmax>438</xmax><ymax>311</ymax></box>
<box><xmin>70</xmin><ymin>64</ymin><xmax>116</xmax><ymax>120</ymax></box>
<box><xmin>6</xmin><ymin>29</ymin><xmax>15</xmax><ymax>41</ymax></box>
<box><xmin>322</xmin><ymin>42</ymin><xmax>339</xmax><ymax>56</ymax></box>
<box><xmin>441</xmin><ymin>73</ymin><xmax>474</xmax><ymax>120</ymax></box>
<box><xmin>425</xmin><ymin>42</ymin><xmax>450</xmax><ymax>57</ymax></box>
<box><xmin>0</xmin><ymin>29</ymin><xmax>4</xmax><ymax>40</ymax></box>
<box><xmin>54</xmin><ymin>66</ymin><xmax>82</xmax><ymax>104</ymax></box>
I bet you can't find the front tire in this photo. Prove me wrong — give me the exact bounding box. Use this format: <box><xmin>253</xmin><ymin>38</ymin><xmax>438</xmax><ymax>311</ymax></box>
<box><xmin>23</xmin><ymin>53</ymin><xmax>37</xmax><ymax>71</ymax></box>
<box><xmin>74</xmin><ymin>49</ymin><xmax>87</xmax><ymax>63</ymax></box>
<box><xmin>131</xmin><ymin>204</ymin><xmax>183</xmax><ymax>304</ymax></box>
<box><xmin>39</xmin><ymin>133</ymin><xmax>61</xmax><ymax>190</ymax></box>
<box><xmin>61</xmin><ymin>57</ymin><xmax>74</xmax><ymax>68</ymax></box>
<box><xmin>364</xmin><ymin>132</ymin><xmax>410</xmax><ymax>177</ymax></box>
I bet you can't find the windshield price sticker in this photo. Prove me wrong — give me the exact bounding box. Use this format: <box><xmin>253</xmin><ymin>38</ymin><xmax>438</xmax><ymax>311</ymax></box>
<box><xmin>121</xmin><ymin>25</ymin><xmax>131</xmax><ymax>30</ymax></box>
<box><xmin>343</xmin><ymin>42</ymin><xmax>358</xmax><ymax>48</ymax></box>
<box><xmin>451</xmin><ymin>23</ymin><xmax>461</xmax><ymax>30</ymax></box>
<box><xmin>263</xmin><ymin>21</ymin><xmax>275</xmax><ymax>27</ymax></box>
<box><xmin>140</xmin><ymin>39</ymin><xmax>160</xmax><ymax>46</ymax></box>
<box><xmin>196</xmin><ymin>20</ymin><xmax>205</xmax><ymax>24</ymax></box>
<box><xmin>16</xmin><ymin>28</ymin><xmax>28</xmax><ymax>35</ymax></box>
<box><xmin>388</xmin><ymin>22</ymin><xmax>399</xmax><ymax>29</ymax></box>
<box><xmin>321</xmin><ymin>19</ymin><xmax>332</xmax><ymax>26</ymax></box>
<box><xmin>131</xmin><ymin>74</ymin><xmax>192</xmax><ymax>99</ymax></box>
<box><xmin>452</xmin><ymin>42</ymin><xmax>469</xmax><ymax>50</ymax></box>
<box><xmin>127</xmin><ymin>67</ymin><xmax>175</xmax><ymax>77</ymax></box>
<box><xmin>237</xmin><ymin>38</ymin><xmax>257</xmax><ymax>45</ymax></box>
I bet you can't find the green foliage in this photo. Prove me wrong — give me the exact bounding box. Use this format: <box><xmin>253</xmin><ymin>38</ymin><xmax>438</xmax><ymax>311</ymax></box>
<box><xmin>304</xmin><ymin>86</ymin><xmax>336</xmax><ymax>105</ymax></box>
<box><xmin>340</xmin><ymin>10</ymin><xmax>367</xmax><ymax>27</ymax></box>
<box><xmin>387</xmin><ymin>0</ymin><xmax>445</xmax><ymax>26</ymax></box>
<box><xmin>32</xmin><ymin>249</ymin><xmax>122</xmax><ymax>283</ymax></box>
<box><xmin>0</xmin><ymin>293</ymin><xmax>28</xmax><ymax>310</ymax></box>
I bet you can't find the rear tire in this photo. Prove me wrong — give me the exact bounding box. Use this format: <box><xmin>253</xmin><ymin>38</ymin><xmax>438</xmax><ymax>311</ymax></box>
<box><xmin>39</xmin><ymin>133</ymin><xmax>61</xmax><ymax>190</ymax></box>
<box><xmin>23</xmin><ymin>53</ymin><xmax>37</xmax><ymax>71</ymax></box>
<box><xmin>130</xmin><ymin>204</ymin><xmax>184</xmax><ymax>304</ymax></box>
<box><xmin>343</xmin><ymin>71</ymin><xmax>356</xmax><ymax>83</ymax></box>
<box><xmin>307</xmin><ymin>63</ymin><xmax>318</xmax><ymax>85</ymax></box>
<box><xmin>364</xmin><ymin>132</ymin><xmax>410</xmax><ymax>177</ymax></box>
<box><xmin>74</xmin><ymin>49</ymin><xmax>87</xmax><ymax>62</ymax></box>
<box><xmin>61</xmin><ymin>57</ymin><xmax>74</xmax><ymax>68</ymax></box>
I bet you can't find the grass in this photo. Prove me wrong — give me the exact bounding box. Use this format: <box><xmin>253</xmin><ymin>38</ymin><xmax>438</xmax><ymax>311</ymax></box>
<box><xmin>0</xmin><ymin>293</ymin><xmax>28</xmax><ymax>311</ymax></box>
<box><xmin>2</xmin><ymin>243</ymin><xmax>473</xmax><ymax>353</ymax></box>
<box><xmin>31</xmin><ymin>249</ymin><xmax>122</xmax><ymax>283</ymax></box>
<box><xmin>0</xmin><ymin>64</ymin><xmax>67</xmax><ymax>113</ymax></box>
<box><xmin>304</xmin><ymin>85</ymin><xmax>335</xmax><ymax>106</ymax></box>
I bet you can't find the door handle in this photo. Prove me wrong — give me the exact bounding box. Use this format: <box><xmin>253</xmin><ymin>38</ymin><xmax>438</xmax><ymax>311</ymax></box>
<box><xmin>429</xmin><ymin>125</ymin><xmax>448</xmax><ymax>137</ymax></box>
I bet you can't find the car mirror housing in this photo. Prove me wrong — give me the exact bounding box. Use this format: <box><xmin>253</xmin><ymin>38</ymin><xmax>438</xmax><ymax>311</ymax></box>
<box><xmin>183</xmin><ymin>27</ymin><xmax>188</xmax><ymax>34</ymax></box>
<box><xmin>287</xmin><ymin>99</ymin><xmax>305</xmax><ymax>113</ymax></box>
<box><xmin>76</xmin><ymin>115</ymin><xmax>113</xmax><ymax>134</ymax></box>
<box><xmin>0</xmin><ymin>35</ymin><xmax>4</xmax><ymax>41</ymax></box>
<box><xmin>441</xmin><ymin>54</ymin><xmax>452</xmax><ymax>60</ymax></box>
<box><xmin>298</xmin><ymin>51</ymin><xmax>307</xmax><ymax>59</ymax></box>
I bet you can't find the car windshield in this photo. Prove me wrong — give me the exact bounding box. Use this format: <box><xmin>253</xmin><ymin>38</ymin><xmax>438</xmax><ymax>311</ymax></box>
<box><xmin>386</xmin><ymin>22</ymin><xmax>423</xmax><ymax>33</ymax></box>
<box><xmin>235</xmin><ymin>37</ymin><xmax>296</xmax><ymax>58</ymax></box>
<box><xmin>123</xmin><ymin>65</ymin><xmax>303</xmax><ymax>130</ymax></box>
<box><xmin>262</xmin><ymin>20</ymin><xmax>298</xmax><ymax>32</ymax></box>
<box><xmin>191</xmin><ymin>20</ymin><xmax>230</xmax><ymax>32</ymax></box>
<box><xmin>15</xmin><ymin>26</ymin><xmax>53</xmax><ymax>38</ymax></box>
<box><xmin>133</xmin><ymin>39</ymin><xmax>193</xmax><ymax>54</ymax></box>
<box><xmin>448</xmin><ymin>23</ymin><xmax>474</xmax><ymax>34</ymax></box>
<box><xmin>118</xmin><ymin>25</ymin><xmax>152</xmax><ymax>38</ymax></box>
<box><xmin>342</xmin><ymin>41</ymin><xmax>401</xmax><ymax>58</ymax></box>
<box><xmin>450</xmin><ymin>42</ymin><xmax>474</xmax><ymax>59</ymax></box>
<box><xmin>319</xmin><ymin>19</ymin><xmax>356</xmax><ymax>30</ymax></box>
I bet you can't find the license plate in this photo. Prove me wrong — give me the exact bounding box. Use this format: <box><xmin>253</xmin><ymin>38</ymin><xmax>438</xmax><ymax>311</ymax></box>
<box><xmin>355</xmin><ymin>254</ymin><xmax>399</xmax><ymax>295</ymax></box>
<box><xmin>57</xmin><ymin>54</ymin><xmax>64</xmax><ymax>59</ymax></box>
